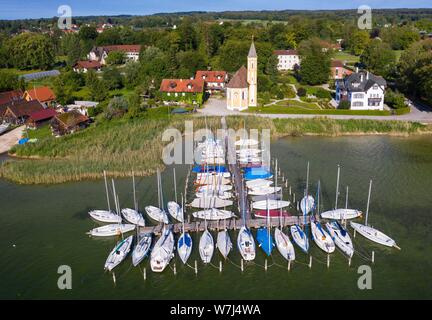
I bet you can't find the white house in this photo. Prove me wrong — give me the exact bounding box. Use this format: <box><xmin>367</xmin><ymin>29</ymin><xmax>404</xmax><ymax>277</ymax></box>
<box><xmin>273</xmin><ymin>50</ymin><xmax>300</xmax><ymax>71</ymax></box>
<box><xmin>336</xmin><ymin>71</ymin><xmax>387</xmax><ymax>110</ymax></box>
<box><xmin>88</xmin><ymin>45</ymin><xmax>141</xmax><ymax>65</ymax></box>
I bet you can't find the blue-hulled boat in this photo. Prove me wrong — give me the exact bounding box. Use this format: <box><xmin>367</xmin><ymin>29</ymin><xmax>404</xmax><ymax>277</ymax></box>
<box><xmin>192</xmin><ymin>165</ymin><xmax>227</xmax><ymax>173</ymax></box>
<box><xmin>243</xmin><ymin>167</ymin><xmax>273</xmax><ymax>180</ymax></box>
<box><xmin>177</xmin><ymin>232</ymin><xmax>193</xmax><ymax>264</ymax></box>
<box><xmin>256</xmin><ymin>227</ymin><xmax>275</xmax><ymax>256</ymax></box>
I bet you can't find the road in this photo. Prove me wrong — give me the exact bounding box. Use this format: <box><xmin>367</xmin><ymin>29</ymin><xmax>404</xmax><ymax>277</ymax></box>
<box><xmin>0</xmin><ymin>126</ymin><xmax>24</xmax><ymax>154</ymax></box>
<box><xmin>198</xmin><ymin>97</ymin><xmax>432</xmax><ymax>124</ymax></box>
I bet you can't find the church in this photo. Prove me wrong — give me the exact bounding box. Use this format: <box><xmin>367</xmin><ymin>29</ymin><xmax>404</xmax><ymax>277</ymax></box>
<box><xmin>226</xmin><ymin>41</ymin><xmax>258</xmax><ymax>111</ymax></box>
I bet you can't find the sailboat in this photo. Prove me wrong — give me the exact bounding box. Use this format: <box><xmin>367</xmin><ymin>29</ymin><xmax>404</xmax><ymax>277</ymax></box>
<box><xmin>167</xmin><ymin>201</ymin><xmax>184</xmax><ymax>222</ymax></box>
<box><xmin>190</xmin><ymin>197</ymin><xmax>233</xmax><ymax>209</ymax></box>
<box><xmin>192</xmin><ymin>208</ymin><xmax>235</xmax><ymax>220</ymax></box>
<box><xmin>104</xmin><ymin>235</ymin><xmax>134</xmax><ymax>272</ymax></box>
<box><xmin>150</xmin><ymin>226</ymin><xmax>175</xmax><ymax>272</ymax></box>
<box><xmin>89</xmin><ymin>171</ymin><xmax>122</xmax><ymax>223</ymax></box>
<box><xmin>217</xmin><ymin>221</ymin><xmax>232</xmax><ymax>259</ymax></box>
<box><xmin>290</xmin><ymin>225</ymin><xmax>309</xmax><ymax>254</ymax></box>
<box><xmin>195</xmin><ymin>191</ymin><xmax>233</xmax><ymax>200</ymax></box>
<box><xmin>88</xmin><ymin>179</ymin><xmax>135</xmax><ymax>237</ymax></box>
<box><xmin>121</xmin><ymin>172</ymin><xmax>145</xmax><ymax>227</ymax></box>
<box><xmin>246</xmin><ymin>179</ymin><xmax>273</xmax><ymax>189</ymax></box>
<box><xmin>326</xmin><ymin>221</ymin><xmax>354</xmax><ymax>257</ymax></box>
<box><xmin>252</xmin><ymin>199</ymin><xmax>290</xmax><ymax>210</ymax></box>
<box><xmin>177</xmin><ymin>195</ymin><xmax>193</xmax><ymax>264</ymax></box>
<box><xmin>273</xmin><ymin>160</ymin><xmax>295</xmax><ymax>261</ymax></box>
<box><xmin>145</xmin><ymin>169</ymin><xmax>169</xmax><ymax>224</ymax></box>
<box><xmin>350</xmin><ymin>180</ymin><xmax>400</xmax><ymax>249</ymax></box>
<box><xmin>237</xmin><ymin>185</ymin><xmax>256</xmax><ymax>261</ymax></box>
<box><xmin>248</xmin><ymin>186</ymin><xmax>281</xmax><ymax>196</ymax></box>
<box><xmin>199</xmin><ymin>229</ymin><xmax>214</xmax><ymax>264</ymax></box>
<box><xmin>132</xmin><ymin>232</ymin><xmax>153</xmax><ymax>266</ymax></box>
<box><xmin>311</xmin><ymin>181</ymin><xmax>335</xmax><ymax>253</ymax></box>
<box><xmin>300</xmin><ymin>162</ymin><xmax>315</xmax><ymax>215</ymax></box>
<box><xmin>256</xmin><ymin>197</ymin><xmax>275</xmax><ymax>256</ymax></box>
<box><xmin>321</xmin><ymin>165</ymin><xmax>362</xmax><ymax>220</ymax></box>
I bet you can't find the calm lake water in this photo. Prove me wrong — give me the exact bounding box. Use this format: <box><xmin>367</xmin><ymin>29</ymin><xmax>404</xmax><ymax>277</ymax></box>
<box><xmin>1</xmin><ymin>135</ymin><xmax>431</xmax><ymax>299</ymax></box>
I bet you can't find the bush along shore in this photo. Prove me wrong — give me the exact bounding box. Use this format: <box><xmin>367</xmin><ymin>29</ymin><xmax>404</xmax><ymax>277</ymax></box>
<box><xmin>1</xmin><ymin>116</ymin><xmax>431</xmax><ymax>184</ymax></box>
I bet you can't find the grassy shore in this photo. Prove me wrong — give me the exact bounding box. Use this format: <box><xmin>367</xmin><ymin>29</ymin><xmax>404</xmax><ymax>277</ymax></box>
<box><xmin>1</xmin><ymin>115</ymin><xmax>431</xmax><ymax>184</ymax></box>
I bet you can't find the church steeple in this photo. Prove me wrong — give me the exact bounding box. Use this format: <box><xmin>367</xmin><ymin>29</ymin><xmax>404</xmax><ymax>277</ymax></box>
<box><xmin>247</xmin><ymin>37</ymin><xmax>257</xmax><ymax>107</ymax></box>
<box><xmin>248</xmin><ymin>40</ymin><xmax>257</xmax><ymax>58</ymax></box>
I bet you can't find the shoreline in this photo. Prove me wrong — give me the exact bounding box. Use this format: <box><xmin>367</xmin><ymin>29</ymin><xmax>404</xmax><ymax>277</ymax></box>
<box><xmin>1</xmin><ymin>116</ymin><xmax>431</xmax><ymax>185</ymax></box>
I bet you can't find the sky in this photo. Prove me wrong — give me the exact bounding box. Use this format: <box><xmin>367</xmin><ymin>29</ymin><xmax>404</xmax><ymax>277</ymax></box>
<box><xmin>0</xmin><ymin>0</ymin><xmax>431</xmax><ymax>20</ymax></box>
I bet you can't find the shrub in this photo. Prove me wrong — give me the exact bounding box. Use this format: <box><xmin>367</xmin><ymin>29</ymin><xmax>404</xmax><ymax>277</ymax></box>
<box><xmin>297</xmin><ymin>87</ymin><xmax>307</xmax><ymax>97</ymax></box>
<box><xmin>385</xmin><ymin>89</ymin><xmax>406</xmax><ymax>109</ymax></box>
<box><xmin>105</xmin><ymin>96</ymin><xmax>128</xmax><ymax>120</ymax></box>
<box><xmin>315</xmin><ymin>88</ymin><xmax>332</xmax><ymax>100</ymax></box>
<box><xmin>338</xmin><ymin>100</ymin><xmax>351</xmax><ymax>109</ymax></box>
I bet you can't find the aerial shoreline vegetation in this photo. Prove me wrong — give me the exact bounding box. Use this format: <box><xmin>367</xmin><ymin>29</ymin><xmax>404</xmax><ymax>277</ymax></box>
<box><xmin>1</xmin><ymin>115</ymin><xmax>431</xmax><ymax>185</ymax></box>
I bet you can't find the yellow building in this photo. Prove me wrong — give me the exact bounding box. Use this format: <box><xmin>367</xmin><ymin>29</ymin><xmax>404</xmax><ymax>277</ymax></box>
<box><xmin>226</xmin><ymin>41</ymin><xmax>257</xmax><ymax>111</ymax></box>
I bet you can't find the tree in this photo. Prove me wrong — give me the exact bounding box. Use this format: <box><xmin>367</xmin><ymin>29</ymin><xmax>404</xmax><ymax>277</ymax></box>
<box><xmin>177</xmin><ymin>17</ymin><xmax>198</xmax><ymax>51</ymax></box>
<box><xmin>176</xmin><ymin>50</ymin><xmax>207</xmax><ymax>78</ymax></box>
<box><xmin>298</xmin><ymin>38</ymin><xmax>331</xmax><ymax>85</ymax></box>
<box><xmin>86</xmin><ymin>70</ymin><xmax>109</xmax><ymax>102</ymax></box>
<box><xmin>52</xmin><ymin>77</ymin><xmax>73</xmax><ymax>105</ymax></box>
<box><xmin>360</xmin><ymin>39</ymin><xmax>396</xmax><ymax>78</ymax></box>
<box><xmin>105</xmin><ymin>96</ymin><xmax>128</xmax><ymax>119</ymax></box>
<box><xmin>79</xmin><ymin>25</ymin><xmax>98</xmax><ymax>41</ymax></box>
<box><xmin>6</xmin><ymin>33</ymin><xmax>55</xmax><ymax>70</ymax></box>
<box><xmin>398</xmin><ymin>39</ymin><xmax>432</xmax><ymax>103</ymax></box>
<box><xmin>102</xmin><ymin>67</ymin><xmax>123</xmax><ymax>90</ymax></box>
<box><xmin>139</xmin><ymin>47</ymin><xmax>170</xmax><ymax>83</ymax></box>
<box><xmin>124</xmin><ymin>62</ymin><xmax>141</xmax><ymax>89</ymax></box>
<box><xmin>126</xmin><ymin>92</ymin><xmax>144</xmax><ymax>118</ymax></box>
<box><xmin>106</xmin><ymin>51</ymin><xmax>125</xmax><ymax>65</ymax></box>
<box><xmin>385</xmin><ymin>89</ymin><xmax>406</xmax><ymax>109</ymax></box>
<box><xmin>349</xmin><ymin>30</ymin><xmax>370</xmax><ymax>56</ymax></box>
<box><xmin>381</xmin><ymin>26</ymin><xmax>420</xmax><ymax>50</ymax></box>
<box><xmin>265</xmin><ymin>54</ymin><xmax>278</xmax><ymax>81</ymax></box>
<box><xmin>217</xmin><ymin>40</ymin><xmax>249</xmax><ymax>72</ymax></box>
<box><xmin>0</xmin><ymin>70</ymin><xmax>24</xmax><ymax>92</ymax></box>
<box><xmin>61</xmin><ymin>34</ymin><xmax>82</xmax><ymax>67</ymax></box>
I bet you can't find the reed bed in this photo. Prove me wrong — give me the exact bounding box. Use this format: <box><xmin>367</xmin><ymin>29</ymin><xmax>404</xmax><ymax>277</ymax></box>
<box><xmin>1</xmin><ymin>115</ymin><xmax>430</xmax><ymax>184</ymax></box>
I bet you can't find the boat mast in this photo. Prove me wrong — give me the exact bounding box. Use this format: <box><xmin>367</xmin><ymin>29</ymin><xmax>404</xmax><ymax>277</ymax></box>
<box><xmin>104</xmin><ymin>170</ymin><xmax>111</xmax><ymax>212</ymax></box>
<box><xmin>345</xmin><ymin>186</ymin><xmax>349</xmax><ymax>209</ymax></box>
<box><xmin>132</xmin><ymin>170</ymin><xmax>137</xmax><ymax>212</ymax></box>
<box><xmin>317</xmin><ymin>180</ymin><xmax>321</xmax><ymax>216</ymax></box>
<box><xmin>173</xmin><ymin>168</ymin><xmax>178</xmax><ymax>204</ymax></box>
<box><xmin>305</xmin><ymin>161</ymin><xmax>310</xmax><ymax>198</ymax></box>
<box><xmin>365</xmin><ymin>180</ymin><xmax>372</xmax><ymax>226</ymax></box>
<box><xmin>181</xmin><ymin>193</ymin><xmax>185</xmax><ymax>235</ymax></box>
<box><xmin>335</xmin><ymin>164</ymin><xmax>341</xmax><ymax>210</ymax></box>
<box><xmin>157</xmin><ymin>169</ymin><xmax>161</xmax><ymax>208</ymax></box>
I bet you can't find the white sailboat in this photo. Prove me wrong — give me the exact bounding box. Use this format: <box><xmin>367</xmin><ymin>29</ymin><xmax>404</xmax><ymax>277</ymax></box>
<box><xmin>145</xmin><ymin>169</ymin><xmax>169</xmax><ymax>224</ymax></box>
<box><xmin>290</xmin><ymin>225</ymin><xmax>309</xmax><ymax>254</ymax></box>
<box><xmin>132</xmin><ymin>233</ymin><xmax>153</xmax><ymax>266</ymax></box>
<box><xmin>252</xmin><ymin>199</ymin><xmax>290</xmax><ymax>210</ymax></box>
<box><xmin>104</xmin><ymin>235</ymin><xmax>134</xmax><ymax>272</ymax></box>
<box><xmin>237</xmin><ymin>226</ymin><xmax>256</xmax><ymax>261</ymax></box>
<box><xmin>235</xmin><ymin>138</ymin><xmax>259</xmax><ymax>147</ymax></box>
<box><xmin>192</xmin><ymin>208</ymin><xmax>236</xmax><ymax>220</ymax></box>
<box><xmin>88</xmin><ymin>223</ymin><xmax>135</xmax><ymax>237</ymax></box>
<box><xmin>197</xmin><ymin>185</ymin><xmax>233</xmax><ymax>193</ymax></box>
<box><xmin>248</xmin><ymin>186</ymin><xmax>281</xmax><ymax>196</ymax></box>
<box><xmin>350</xmin><ymin>180</ymin><xmax>400</xmax><ymax>249</ymax></box>
<box><xmin>150</xmin><ymin>227</ymin><xmax>175</xmax><ymax>272</ymax></box>
<box><xmin>194</xmin><ymin>176</ymin><xmax>231</xmax><ymax>186</ymax></box>
<box><xmin>217</xmin><ymin>228</ymin><xmax>232</xmax><ymax>259</ymax></box>
<box><xmin>196</xmin><ymin>172</ymin><xmax>231</xmax><ymax>179</ymax></box>
<box><xmin>89</xmin><ymin>171</ymin><xmax>121</xmax><ymax>223</ymax></box>
<box><xmin>246</xmin><ymin>179</ymin><xmax>273</xmax><ymax>189</ymax></box>
<box><xmin>311</xmin><ymin>219</ymin><xmax>335</xmax><ymax>253</ymax></box>
<box><xmin>321</xmin><ymin>208</ymin><xmax>362</xmax><ymax>220</ymax></box>
<box><xmin>195</xmin><ymin>191</ymin><xmax>232</xmax><ymax>199</ymax></box>
<box><xmin>275</xmin><ymin>228</ymin><xmax>295</xmax><ymax>261</ymax></box>
<box><xmin>167</xmin><ymin>201</ymin><xmax>184</xmax><ymax>222</ymax></box>
<box><xmin>177</xmin><ymin>195</ymin><xmax>193</xmax><ymax>264</ymax></box>
<box><xmin>190</xmin><ymin>197</ymin><xmax>233</xmax><ymax>209</ymax></box>
<box><xmin>326</xmin><ymin>221</ymin><xmax>354</xmax><ymax>257</ymax></box>
<box><xmin>300</xmin><ymin>162</ymin><xmax>315</xmax><ymax>215</ymax></box>
<box><xmin>199</xmin><ymin>229</ymin><xmax>214</xmax><ymax>264</ymax></box>
<box><xmin>121</xmin><ymin>172</ymin><xmax>145</xmax><ymax>226</ymax></box>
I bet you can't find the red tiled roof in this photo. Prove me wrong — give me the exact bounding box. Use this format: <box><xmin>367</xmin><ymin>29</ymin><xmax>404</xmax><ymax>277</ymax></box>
<box><xmin>195</xmin><ymin>71</ymin><xmax>227</xmax><ymax>83</ymax></box>
<box><xmin>0</xmin><ymin>89</ymin><xmax>24</xmax><ymax>105</ymax></box>
<box><xmin>226</xmin><ymin>66</ymin><xmax>248</xmax><ymax>89</ymax></box>
<box><xmin>25</xmin><ymin>87</ymin><xmax>56</xmax><ymax>103</ymax></box>
<box><xmin>28</xmin><ymin>108</ymin><xmax>57</xmax><ymax>122</ymax></box>
<box><xmin>273</xmin><ymin>50</ymin><xmax>298</xmax><ymax>56</ymax></box>
<box><xmin>104</xmin><ymin>45</ymin><xmax>142</xmax><ymax>53</ymax></box>
<box><xmin>331</xmin><ymin>60</ymin><xmax>345</xmax><ymax>68</ymax></box>
<box><xmin>75</xmin><ymin>60</ymin><xmax>101</xmax><ymax>69</ymax></box>
<box><xmin>159</xmin><ymin>79</ymin><xmax>205</xmax><ymax>93</ymax></box>
<box><xmin>6</xmin><ymin>100</ymin><xmax>45</xmax><ymax>118</ymax></box>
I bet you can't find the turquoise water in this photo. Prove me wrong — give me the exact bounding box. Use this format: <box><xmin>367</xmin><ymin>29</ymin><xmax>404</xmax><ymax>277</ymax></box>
<box><xmin>0</xmin><ymin>135</ymin><xmax>431</xmax><ymax>299</ymax></box>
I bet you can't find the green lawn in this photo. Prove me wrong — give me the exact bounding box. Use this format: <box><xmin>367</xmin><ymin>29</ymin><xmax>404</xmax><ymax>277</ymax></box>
<box><xmin>24</xmin><ymin>125</ymin><xmax>52</xmax><ymax>140</ymax></box>
<box><xmin>332</xmin><ymin>51</ymin><xmax>360</xmax><ymax>65</ymax></box>
<box><xmin>245</xmin><ymin>105</ymin><xmax>392</xmax><ymax>116</ymax></box>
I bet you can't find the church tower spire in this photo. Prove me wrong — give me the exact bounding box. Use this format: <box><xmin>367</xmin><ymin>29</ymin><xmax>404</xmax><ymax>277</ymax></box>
<box><xmin>247</xmin><ymin>38</ymin><xmax>257</xmax><ymax>107</ymax></box>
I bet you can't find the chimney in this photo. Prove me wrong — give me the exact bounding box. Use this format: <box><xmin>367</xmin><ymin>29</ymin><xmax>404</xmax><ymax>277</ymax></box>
<box><xmin>366</xmin><ymin>71</ymin><xmax>369</xmax><ymax>80</ymax></box>
<box><xmin>356</xmin><ymin>67</ymin><xmax>359</xmax><ymax>73</ymax></box>
<box><xmin>360</xmin><ymin>73</ymin><xmax>364</xmax><ymax>82</ymax></box>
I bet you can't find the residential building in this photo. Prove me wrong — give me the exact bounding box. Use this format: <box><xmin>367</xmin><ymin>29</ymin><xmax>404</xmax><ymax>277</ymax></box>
<box><xmin>336</xmin><ymin>71</ymin><xmax>387</xmax><ymax>110</ymax></box>
<box><xmin>0</xmin><ymin>100</ymin><xmax>45</xmax><ymax>125</ymax></box>
<box><xmin>51</xmin><ymin>111</ymin><xmax>90</xmax><ymax>136</ymax></box>
<box><xmin>226</xmin><ymin>41</ymin><xmax>258</xmax><ymax>111</ymax></box>
<box><xmin>26</xmin><ymin>109</ymin><xmax>58</xmax><ymax>129</ymax></box>
<box><xmin>88</xmin><ymin>45</ymin><xmax>141</xmax><ymax>65</ymax></box>
<box><xmin>159</xmin><ymin>79</ymin><xmax>205</xmax><ymax>105</ymax></box>
<box><xmin>0</xmin><ymin>89</ymin><xmax>24</xmax><ymax>106</ymax></box>
<box><xmin>63</xmin><ymin>101</ymin><xmax>99</xmax><ymax>116</ymax></box>
<box><xmin>195</xmin><ymin>71</ymin><xmax>227</xmax><ymax>92</ymax></box>
<box><xmin>273</xmin><ymin>50</ymin><xmax>300</xmax><ymax>71</ymax></box>
<box><xmin>73</xmin><ymin>60</ymin><xmax>102</xmax><ymax>73</ymax></box>
<box><xmin>23</xmin><ymin>86</ymin><xmax>56</xmax><ymax>107</ymax></box>
<box><xmin>331</xmin><ymin>60</ymin><xmax>353</xmax><ymax>80</ymax></box>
